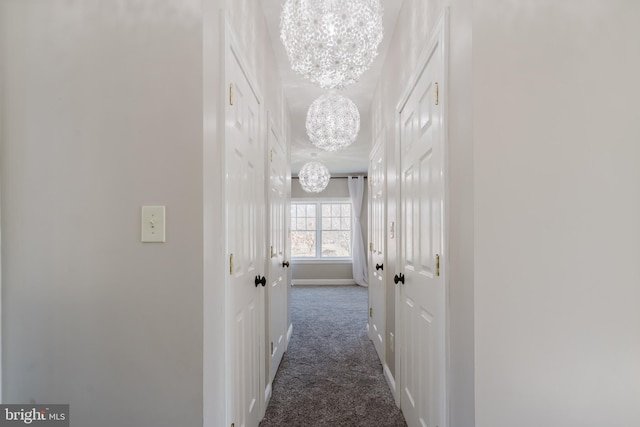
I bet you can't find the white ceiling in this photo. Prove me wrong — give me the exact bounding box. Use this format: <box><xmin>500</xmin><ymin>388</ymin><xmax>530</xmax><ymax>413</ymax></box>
<box><xmin>259</xmin><ymin>0</ymin><xmax>403</xmax><ymax>175</ymax></box>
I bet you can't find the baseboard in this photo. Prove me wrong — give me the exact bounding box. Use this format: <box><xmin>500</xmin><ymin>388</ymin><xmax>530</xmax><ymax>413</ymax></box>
<box><xmin>291</xmin><ymin>279</ymin><xmax>356</xmax><ymax>286</ymax></box>
<box><xmin>264</xmin><ymin>382</ymin><xmax>272</xmax><ymax>406</ymax></box>
<box><xmin>286</xmin><ymin>323</ymin><xmax>293</xmax><ymax>347</ymax></box>
<box><xmin>384</xmin><ymin>363</ymin><xmax>397</xmax><ymax>402</ymax></box>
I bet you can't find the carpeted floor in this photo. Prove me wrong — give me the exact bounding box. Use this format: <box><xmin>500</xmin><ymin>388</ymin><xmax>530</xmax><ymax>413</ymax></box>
<box><xmin>260</xmin><ymin>285</ymin><xmax>407</xmax><ymax>427</ymax></box>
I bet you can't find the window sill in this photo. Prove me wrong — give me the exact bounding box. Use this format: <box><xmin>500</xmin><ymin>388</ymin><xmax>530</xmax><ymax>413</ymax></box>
<box><xmin>292</xmin><ymin>258</ymin><xmax>353</xmax><ymax>265</ymax></box>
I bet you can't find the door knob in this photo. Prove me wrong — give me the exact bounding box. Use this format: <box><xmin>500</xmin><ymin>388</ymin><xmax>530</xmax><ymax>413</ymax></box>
<box><xmin>376</xmin><ymin>263</ymin><xmax>383</xmax><ymax>271</ymax></box>
<box><xmin>394</xmin><ymin>273</ymin><xmax>405</xmax><ymax>285</ymax></box>
<box><xmin>255</xmin><ymin>275</ymin><xmax>266</xmax><ymax>287</ymax></box>
<box><xmin>282</xmin><ymin>261</ymin><xmax>290</xmax><ymax>268</ymax></box>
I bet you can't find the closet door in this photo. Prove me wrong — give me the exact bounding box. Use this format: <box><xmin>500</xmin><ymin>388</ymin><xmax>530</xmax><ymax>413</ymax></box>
<box><xmin>267</xmin><ymin>118</ymin><xmax>288</xmax><ymax>388</ymax></box>
<box><xmin>369</xmin><ymin>134</ymin><xmax>386</xmax><ymax>363</ymax></box>
<box><xmin>226</xmin><ymin>34</ymin><xmax>265</xmax><ymax>427</ymax></box>
<box><xmin>397</xmin><ymin>21</ymin><xmax>447</xmax><ymax>427</ymax></box>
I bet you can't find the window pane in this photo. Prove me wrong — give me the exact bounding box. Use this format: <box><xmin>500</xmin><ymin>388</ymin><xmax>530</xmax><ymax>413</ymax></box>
<box><xmin>306</xmin><ymin>218</ymin><xmax>316</xmax><ymax>230</ymax></box>
<box><xmin>291</xmin><ymin>201</ymin><xmax>352</xmax><ymax>259</ymax></box>
<box><xmin>306</xmin><ymin>204</ymin><xmax>316</xmax><ymax>217</ymax></box>
<box><xmin>322</xmin><ymin>217</ymin><xmax>331</xmax><ymax>229</ymax></box>
<box><xmin>291</xmin><ymin>231</ymin><xmax>316</xmax><ymax>257</ymax></box>
<box><xmin>321</xmin><ymin>231</ymin><xmax>351</xmax><ymax>257</ymax></box>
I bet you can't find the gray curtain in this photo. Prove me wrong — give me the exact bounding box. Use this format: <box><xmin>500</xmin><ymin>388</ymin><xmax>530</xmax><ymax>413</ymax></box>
<box><xmin>348</xmin><ymin>176</ymin><xmax>368</xmax><ymax>286</ymax></box>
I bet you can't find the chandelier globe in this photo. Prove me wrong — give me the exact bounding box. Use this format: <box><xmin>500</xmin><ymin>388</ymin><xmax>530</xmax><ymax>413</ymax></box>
<box><xmin>306</xmin><ymin>93</ymin><xmax>360</xmax><ymax>152</ymax></box>
<box><xmin>299</xmin><ymin>162</ymin><xmax>331</xmax><ymax>193</ymax></box>
<box><xmin>280</xmin><ymin>0</ymin><xmax>384</xmax><ymax>89</ymax></box>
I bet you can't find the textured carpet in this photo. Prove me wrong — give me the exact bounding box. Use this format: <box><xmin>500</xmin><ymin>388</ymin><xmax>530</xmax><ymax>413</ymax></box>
<box><xmin>260</xmin><ymin>285</ymin><xmax>407</xmax><ymax>427</ymax></box>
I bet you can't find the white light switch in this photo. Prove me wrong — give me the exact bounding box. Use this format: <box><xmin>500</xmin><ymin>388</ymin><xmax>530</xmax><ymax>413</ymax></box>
<box><xmin>141</xmin><ymin>206</ymin><xmax>166</xmax><ymax>243</ymax></box>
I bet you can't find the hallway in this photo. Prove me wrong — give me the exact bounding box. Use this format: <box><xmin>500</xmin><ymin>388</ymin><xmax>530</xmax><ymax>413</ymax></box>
<box><xmin>260</xmin><ymin>286</ymin><xmax>406</xmax><ymax>426</ymax></box>
<box><xmin>1</xmin><ymin>1</ymin><xmax>639</xmax><ymax>426</ymax></box>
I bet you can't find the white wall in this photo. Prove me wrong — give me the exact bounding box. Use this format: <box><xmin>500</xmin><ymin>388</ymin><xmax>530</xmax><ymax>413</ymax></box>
<box><xmin>474</xmin><ymin>1</ymin><xmax>640</xmax><ymax>426</ymax></box>
<box><xmin>1</xmin><ymin>1</ymin><xmax>289</xmax><ymax>426</ymax></box>
<box><xmin>0</xmin><ymin>1</ymin><xmax>204</xmax><ymax>426</ymax></box>
<box><xmin>372</xmin><ymin>1</ymin><xmax>475</xmax><ymax>425</ymax></box>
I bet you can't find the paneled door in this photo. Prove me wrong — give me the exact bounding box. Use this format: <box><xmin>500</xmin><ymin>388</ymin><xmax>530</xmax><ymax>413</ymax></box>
<box><xmin>398</xmin><ymin>21</ymin><xmax>446</xmax><ymax>427</ymax></box>
<box><xmin>226</xmin><ymin>39</ymin><xmax>265</xmax><ymax>427</ymax></box>
<box><xmin>369</xmin><ymin>134</ymin><xmax>386</xmax><ymax>363</ymax></box>
<box><xmin>267</xmin><ymin>117</ymin><xmax>288</xmax><ymax>388</ymax></box>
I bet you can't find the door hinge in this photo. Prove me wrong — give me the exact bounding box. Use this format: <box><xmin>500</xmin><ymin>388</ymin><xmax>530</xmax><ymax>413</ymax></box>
<box><xmin>370</xmin><ymin>307</ymin><xmax>373</xmax><ymax>318</ymax></box>
<box><xmin>369</xmin><ymin>242</ymin><xmax>374</xmax><ymax>252</ymax></box>
<box><xmin>229</xmin><ymin>253</ymin><xmax>234</xmax><ymax>276</ymax></box>
<box><xmin>270</xmin><ymin>245</ymin><xmax>274</xmax><ymax>258</ymax></box>
<box><xmin>436</xmin><ymin>254</ymin><xmax>440</xmax><ymax>276</ymax></box>
<box><xmin>270</xmin><ymin>149</ymin><xmax>273</xmax><ymax>163</ymax></box>
<box><xmin>229</xmin><ymin>83</ymin><xmax>234</xmax><ymax>106</ymax></box>
<box><xmin>271</xmin><ymin>341</ymin><xmax>274</xmax><ymax>355</ymax></box>
<box><xmin>435</xmin><ymin>82</ymin><xmax>439</xmax><ymax>105</ymax></box>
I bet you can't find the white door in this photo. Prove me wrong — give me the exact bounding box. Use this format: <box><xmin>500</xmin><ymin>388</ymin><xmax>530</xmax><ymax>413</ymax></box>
<box><xmin>398</xmin><ymin>30</ymin><xmax>446</xmax><ymax>427</ymax></box>
<box><xmin>227</xmin><ymin>42</ymin><xmax>264</xmax><ymax>427</ymax></box>
<box><xmin>369</xmin><ymin>135</ymin><xmax>386</xmax><ymax>362</ymax></box>
<box><xmin>267</xmin><ymin>118</ymin><xmax>288</xmax><ymax>386</ymax></box>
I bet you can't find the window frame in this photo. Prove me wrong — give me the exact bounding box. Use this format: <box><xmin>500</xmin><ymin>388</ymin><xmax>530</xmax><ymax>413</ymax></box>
<box><xmin>290</xmin><ymin>197</ymin><xmax>353</xmax><ymax>262</ymax></box>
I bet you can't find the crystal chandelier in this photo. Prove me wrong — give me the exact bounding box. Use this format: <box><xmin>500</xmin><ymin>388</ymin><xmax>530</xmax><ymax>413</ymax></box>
<box><xmin>280</xmin><ymin>0</ymin><xmax>384</xmax><ymax>89</ymax></box>
<box><xmin>299</xmin><ymin>162</ymin><xmax>331</xmax><ymax>193</ymax></box>
<box><xmin>306</xmin><ymin>93</ymin><xmax>360</xmax><ymax>152</ymax></box>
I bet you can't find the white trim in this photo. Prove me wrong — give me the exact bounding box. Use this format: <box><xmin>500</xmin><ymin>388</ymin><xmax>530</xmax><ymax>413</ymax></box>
<box><xmin>286</xmin><ymin>323</ymin><xmax>293</xmax><ymax>347</ymax></box>
<box><xmin>291</xmin><ymin>279</ymin><xmax>356</xmax><ymax>286</ymax></box>
<box><xmin>384</xmin><ymin>363</ymin><xmax>398</xmax><ymax>403</ymax></box>
<box><xmin>264</xmin><ymin>382</ymin><xmax>272</xmax><ymax>407</ymax></box>
<box><xmin>291</xmin><ymin>197</ymin><xmax>351</xmax><ymax>203</ymax></box>
<box><xmin>203</xmin><ymin>8</ymin><xmax>228</xmax><ymax>427</ymax></box>
<box><xmin>0</xmin><ymin>106</ymin><xmax>2</xmax><ymax>407</ymax></box>
<box><xmin>292</xmin><ymin>258</ymin><xmax>352</xmax><ymax>264</ymax></box>
<box><xmin>441</xmin><ymin>8</ymin><xmax>453</xmax><ymax>426</ymax></box>
<box><xmin>370</xmin><ymin>125</ymin><xmax>387</xmax><ymax>155</ymax></box>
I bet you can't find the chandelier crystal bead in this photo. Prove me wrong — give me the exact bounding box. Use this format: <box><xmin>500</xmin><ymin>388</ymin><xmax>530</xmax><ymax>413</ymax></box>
<box><xmin>299</xmin><ymin>162</ymin><xmax>331</xmax><ymax>193</ymax></box>
<box><xmin>306</xmin><ymin>93</ymin><xmax>360</xmax><ymax>152</ymax></box>
<box><xmin>280</xmin><ymin>0</ymin><xmax>384</xmax><ymax>89</ymax></box>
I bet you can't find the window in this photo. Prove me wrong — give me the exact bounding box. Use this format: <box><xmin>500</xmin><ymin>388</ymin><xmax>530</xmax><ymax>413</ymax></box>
<box><xmin>291</xmin><ymin>201</ymin><xmax>352</xmax><ymax>259</ymax></box>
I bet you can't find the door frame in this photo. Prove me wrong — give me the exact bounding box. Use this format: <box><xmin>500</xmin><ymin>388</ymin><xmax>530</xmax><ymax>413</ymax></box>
<box><xmin>394</xmin><ymin>8</ymin><xmax>450</xmax><ymax>424</ymax></box>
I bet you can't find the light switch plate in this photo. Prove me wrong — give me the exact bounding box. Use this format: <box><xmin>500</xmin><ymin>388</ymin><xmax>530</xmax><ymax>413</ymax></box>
<box><xmin>141</xmin><ymin>206</ymin><xmax>165</xmax><ymax>243</ymax></box>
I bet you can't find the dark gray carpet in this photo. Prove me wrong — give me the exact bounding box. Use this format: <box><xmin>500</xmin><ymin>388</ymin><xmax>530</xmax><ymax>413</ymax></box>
<box><xmin>260</xmin><ymin>285</ymin><xmax>407</xmax><ymax>427</ymax></box>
